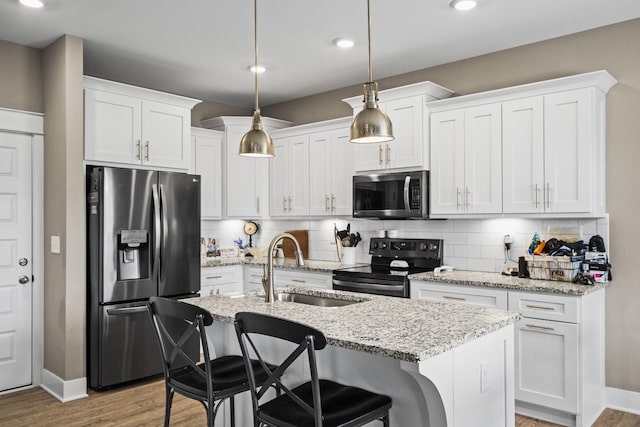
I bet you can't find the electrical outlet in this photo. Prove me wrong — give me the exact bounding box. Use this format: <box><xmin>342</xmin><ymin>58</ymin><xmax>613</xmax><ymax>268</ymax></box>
<box><xmin>503</xmin><ymin>234</ymin><xmax>515</xmax><ymax>250</ymax></box>
<box><xmin>480</xmin><ymin>361</ymin><xmax>489</xmax><ymax>393</ymax></box>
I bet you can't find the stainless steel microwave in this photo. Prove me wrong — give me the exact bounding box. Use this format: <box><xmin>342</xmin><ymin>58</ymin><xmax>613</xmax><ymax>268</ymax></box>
<box><xmin>353</xmin><ymin>171</ymin><xmax>429</xmax><ymax>219</ymax></box>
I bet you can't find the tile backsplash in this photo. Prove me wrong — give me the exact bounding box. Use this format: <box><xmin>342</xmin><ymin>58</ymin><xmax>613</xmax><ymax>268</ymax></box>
<box><xmin>202</xmin><ymin>216</ymin><xmax>610</xmax><ymax>273</ymax></box>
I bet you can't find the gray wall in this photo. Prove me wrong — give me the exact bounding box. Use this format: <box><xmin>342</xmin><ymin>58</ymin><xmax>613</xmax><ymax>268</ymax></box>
<box><xmin>0</xmin><ymin>39</ymin><xmax>43</xmax><ymax>113</ymax></box>
<box><xmin>264</xmin><ymin>18</ymin><xmax>640</xmax><ymax>393</ymax></box>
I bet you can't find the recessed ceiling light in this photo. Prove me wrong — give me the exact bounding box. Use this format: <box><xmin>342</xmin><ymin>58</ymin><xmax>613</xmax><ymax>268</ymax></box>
<box><xmin>450</xmin><ymin>0</ymin><xmax>476</xmax><ymax>11</ymax></box>
<box><xmin>19</xmin><ymin>0</ymin><xmax>44</xmax><ymax>8</ymax></box>
<box><xmin>333</xmin><ymin>38</ymin><xmax>355</xmax><ymax>49</ymax></box>
<box><xmin>249</xmin><ymin>65</ymin><xmax>266</xmax><ymax>74</ymax></box>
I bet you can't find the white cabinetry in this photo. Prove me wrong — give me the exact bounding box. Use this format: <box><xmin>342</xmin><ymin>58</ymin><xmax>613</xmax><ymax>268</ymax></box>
<box><xmin>308</xmin><ymin>119</ymin><xmax>353</xmax><ymax>216</ymax></box>
<box><xmin>201</xmin><ymin>116</ymin><xmax>291</xmax><ymax>218</ymax></box>
<box><xmin>200</xmin><ymin>265</ymin><xmax>244</xmax><ymax>296</ymax></box>
<box><xmin>343</xmin><ymin>82</ymin><xmax>453</xmax><ymax>172</ymax></box>
<box><xmin>411</xmin><ymin>280</ymin><xmax>605</xmax><ymax>427</ymax></box>
<box><xmin>84</xmin><ymin>76</ymin><xmax>200</xmax><ymax>170</ymax></box>
<box><xmin>270</xmin><ymin>135</ymin><xmax>309</xmax><ymax>217</ymax></box>
<box><xmin>190</xmin><ymin>128</ymin><xmax>223</xmax><ymax>219</ymax></box>
<box><xmin>243</xmin><ymin>266</ymin><xmax>332</xmax><ymax>291</ymax></box>
<box><xmin>430</xmin><ymin>104</ymin><xmax>502</xmax><ymax>215</ymax></box>
<box><xmin>430</xmin><ymin>70</ymin><xmax>616</xmax><ymax>218</ymax></box>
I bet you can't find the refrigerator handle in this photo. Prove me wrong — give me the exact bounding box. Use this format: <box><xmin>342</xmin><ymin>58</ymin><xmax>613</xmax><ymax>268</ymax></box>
<box><xmin>160</xmin><ymin>184</ymin><xmax>169</xmax><ymax>282</ymax></box>
<box><xmin>152</xmin><ymin>184</ymin><xmax>161</xmax><ymax>282</ymax></box>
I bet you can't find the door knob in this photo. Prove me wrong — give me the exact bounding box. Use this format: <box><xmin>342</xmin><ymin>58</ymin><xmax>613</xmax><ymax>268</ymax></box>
<box><xmin>18</xmin><ymin>275</ymin><xmax>30</xmax><ymax>284</ymax></box>
<box><xmin>19</xmin><ymin>258</ymin><xmax>28</xmax><ymax>266</ymax></box>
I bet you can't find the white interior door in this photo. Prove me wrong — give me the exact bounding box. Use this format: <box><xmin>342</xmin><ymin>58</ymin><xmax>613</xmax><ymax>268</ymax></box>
<box><xmin>0</xmin><ymin>131</ymin><xmax>32</xmax><ymax>391</ymax></box>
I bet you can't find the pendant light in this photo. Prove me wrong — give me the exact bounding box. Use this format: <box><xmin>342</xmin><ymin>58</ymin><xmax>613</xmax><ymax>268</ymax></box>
<box><xmin>239</xmin><ymin>0</ymin><xmax>274</xmax><ymax>157</ymax></box>
<box><xmin>350</xmin><ymin>0</ymin><xmax>394</xmax><ymax>144</ymax></box>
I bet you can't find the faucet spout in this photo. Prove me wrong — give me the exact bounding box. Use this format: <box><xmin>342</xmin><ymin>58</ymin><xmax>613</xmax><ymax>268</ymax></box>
<box><xmin>265</xmin><ymin>232</ymin><xmax>304</xmax><ymax>303</ymax></box>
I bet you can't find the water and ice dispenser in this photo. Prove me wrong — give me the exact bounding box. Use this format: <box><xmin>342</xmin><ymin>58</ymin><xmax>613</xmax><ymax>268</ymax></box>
<box><xmin>118</xmin><ymin>230</ymin><xmax>149</xmax><ymax>281</ymax></box>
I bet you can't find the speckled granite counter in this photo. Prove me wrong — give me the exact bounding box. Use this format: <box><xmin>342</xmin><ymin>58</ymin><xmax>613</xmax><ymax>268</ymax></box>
<box><xmin>409</xmin><ymin>270</ymin><xmax>608</xmax><ymax>296</ymax></box>
<box><xmin>201</xmin><ymin>257</ymin><xmax>366</xmax><ymax>272</ymax></box>
<box><xmin>192</xmin><ymin>286</ymin><xmax>520</xmax><ymax>363</ymax></box>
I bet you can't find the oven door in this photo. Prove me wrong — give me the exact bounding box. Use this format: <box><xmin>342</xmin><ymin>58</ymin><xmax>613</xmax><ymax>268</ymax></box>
<box><xmin>352</xmin><ymin>171</ymin><xmax>428</xmax><ymax>219</ymax></box>
<box><xmin>332</xmin><ymin>275</ymin><xmax>409</xmax><ymax>298</ymax></box>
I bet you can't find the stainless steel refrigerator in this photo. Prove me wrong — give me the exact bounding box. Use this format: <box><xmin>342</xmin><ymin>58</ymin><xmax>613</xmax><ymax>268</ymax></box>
<box><xmin>86</xmin><ymin>166</ymin><xmax>200</xmax><ymax>390</ymax></box>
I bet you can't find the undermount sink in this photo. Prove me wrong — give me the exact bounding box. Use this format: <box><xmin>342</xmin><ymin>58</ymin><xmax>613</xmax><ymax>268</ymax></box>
<box><xmin>274</xmin><ymin>292</ymin><xmax>363</xmax><ymax>307</ymax></box>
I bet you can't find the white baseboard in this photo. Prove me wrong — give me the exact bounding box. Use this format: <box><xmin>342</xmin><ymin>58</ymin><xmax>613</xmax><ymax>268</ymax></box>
<box><xmin>606</xmin><ymin>387</ymin><xmax>640</xmax><ymax>415</ymax></box>
<box><xmin>40</xmin><ymin>369</ymin><xmax>88</xmax><ymax>403</ymax></box>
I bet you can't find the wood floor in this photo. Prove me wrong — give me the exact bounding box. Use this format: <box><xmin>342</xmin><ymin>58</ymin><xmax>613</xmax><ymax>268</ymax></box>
<box><xmin>1</xmin><ymin>378</ymin><xmax>639</xmax><ymax>426</ymax></box>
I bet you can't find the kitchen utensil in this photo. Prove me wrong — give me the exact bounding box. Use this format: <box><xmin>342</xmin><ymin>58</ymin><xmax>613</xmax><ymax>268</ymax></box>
<box><xmin>334</xmin><ymin>223</ymin><xmax>342</xmax><ymax>262</ymax></box>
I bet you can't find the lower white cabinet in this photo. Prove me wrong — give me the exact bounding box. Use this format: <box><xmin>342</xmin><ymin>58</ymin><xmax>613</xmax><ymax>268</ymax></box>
<box><xmin>200</xmin><ymin>265</ymin><xmax>243</xmax><ymax>296</ymax></box>
<box><xmin>411</xmin><ymin>280</ymin><xmax>605</xmax><ymax>427</ymax></box>
<box><xmin>243</xmin><ymin>266</ymin><xmax>332</xmax><ymax>291</ymax></box>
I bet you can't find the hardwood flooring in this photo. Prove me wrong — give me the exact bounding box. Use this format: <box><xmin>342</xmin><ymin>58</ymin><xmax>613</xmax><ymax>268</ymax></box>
<box><xmin>1</xmin><ymin>378</ymin><xmax>639</xmax><ymax>426</ymax></box>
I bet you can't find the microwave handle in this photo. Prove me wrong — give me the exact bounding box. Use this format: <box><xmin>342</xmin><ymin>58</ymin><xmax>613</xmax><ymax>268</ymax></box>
<box><xmin>403</xmin><ymin>176</ymin><xmax>411</xmax><ymax>212</ymax></box>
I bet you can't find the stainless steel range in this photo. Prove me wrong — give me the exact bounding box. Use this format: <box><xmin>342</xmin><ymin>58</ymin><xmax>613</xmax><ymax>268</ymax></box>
<box><xmin>332</xmin><ymin>238</ymin><xmax>443</xmax><ymax>298</ymax></box>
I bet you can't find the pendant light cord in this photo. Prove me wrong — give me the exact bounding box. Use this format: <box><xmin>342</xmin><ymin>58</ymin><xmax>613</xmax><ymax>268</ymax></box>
<box><xmin>367</xmin><ymin>0</ymin><xmax>373</xmax><ymax>84</ymax></box>
<box><xmin>254</xmin><ymin>0</ymin><xmax>260</xmax><ymax>113</ymax></box>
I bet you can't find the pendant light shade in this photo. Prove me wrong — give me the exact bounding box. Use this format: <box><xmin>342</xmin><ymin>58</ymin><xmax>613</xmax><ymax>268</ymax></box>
<box><xmin>239</xmin><ymin>0</ymin><xmax>274</xmax><ymax>157</ymax></box>
<box><xmin>350</xmin><ymin>0</ymin><xmax>394</xmax><ymax>144</ymax></box>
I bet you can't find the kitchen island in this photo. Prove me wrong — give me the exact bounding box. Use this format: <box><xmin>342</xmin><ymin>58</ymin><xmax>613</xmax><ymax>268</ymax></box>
<box><xmin>193</xmin><ymin>286</ymin><xmax>521</xmax><ymax>426</ymax></box>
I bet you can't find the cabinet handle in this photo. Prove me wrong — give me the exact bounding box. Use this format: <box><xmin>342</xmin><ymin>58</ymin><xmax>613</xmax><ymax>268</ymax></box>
<box><xmin>456</xmin><ymin>188</ymin><xmax>461</xmax><ymax>210</ymax></box>
<box><xmin>525</xmin><ymin>324</ymin><xmax>555</xmax><ymax>331</ymax></box>
<box><xmin>291</xmin><ymin>279</ymin><xmax>306</xmax><ymax>283</ymax></box>
<box><xmin>443</xmin><ymin>295</ymin><xmax>466</xmax><ymax>301</ymax></box>
<box><xmin>331</xmin><ymin>194</ymin><xmax>336</xmax><ymax>211</ymax></box>
<box><xmin>145</xmin><ymin>141</ymin><xmax>150</xmax><ymax>161</ymax></box>
<box><xmin>465</xmin><ymin>187</ymin><xmax>470</xmax><ymax>210</ymax></box>
<box><xmin>283</xmin><ymin>196</ymin><xmax>287</xmax><ymax>212</ymax></box>
<box><xmin>251</xmin><ymin>274</ymin><xmax>262</xmax><ymax>278</ymax></box>
<box><xmin>136</xmin><ymin>140</ymin><xmax>141</xmax><ymax>160</ymax></box>
<box><xmin>534</xmin><ymin>184</ymin><xmax>540</xmax><ymax>209</ymax></box>
<box><xmin>378</xmin><ymin>145</ymin><xmax>383</xmax><ymax>165</ymax></box>
<box><xmin>325</xmin><ymin>194</ymin><xmax>330</xmax><ymax>212</ymax></box>
<box><xmin>288</xmin><ymin>196</ymin><xmax>292</xmax><ymax>211</ymax></box>
<box><xmin>386</xmin><ymin>144</ymin><xmax>391</xmax><ymax>165</ymax></box>
<box><xmin>546</xmin><ymin>183</ymin><xmax>551</xmax><ymax>209</ymax></box>
<box><xmin>206</xmin><ymin>275</ymin><xmax>223</xmax><ymax>279</ymax></box>
<box><xmin>525</xmin><ymin>304</ymin><xmax>555</xmax><ymax>311</ymax></box>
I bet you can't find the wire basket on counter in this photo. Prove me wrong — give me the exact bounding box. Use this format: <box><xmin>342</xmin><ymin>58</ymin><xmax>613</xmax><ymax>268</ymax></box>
<box><xmin>526</xmin><ymin>255</ymin><xmax>582</xmax><ymax>282</ymax></box>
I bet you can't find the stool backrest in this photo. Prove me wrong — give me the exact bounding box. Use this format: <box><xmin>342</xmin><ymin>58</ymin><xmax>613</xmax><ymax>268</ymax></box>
<box><xmin>234</xmin><ymin>312</ymin><xmax>327</xmax><ymax>425</ymax></box>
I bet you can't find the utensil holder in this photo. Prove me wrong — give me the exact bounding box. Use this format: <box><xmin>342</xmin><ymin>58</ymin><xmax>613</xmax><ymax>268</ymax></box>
<box><xmin>341</xmin><ymin>247</ymin><xmax>356</xmax><ymax>264</ymax></box>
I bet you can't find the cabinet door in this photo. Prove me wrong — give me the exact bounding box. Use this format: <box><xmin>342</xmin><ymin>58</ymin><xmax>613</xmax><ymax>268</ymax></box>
<box><xmin>193</xmin><ymin>132</ymin><xmax>222</xmax><ymax>219</ymax></box>
<box><xmin>514</xmin><ymin>319</ymin><xmax>578</xmax><ymax>413</ymax></box>
<box><xmin>503</xmin><ymin>97</ymin><xmax>545</xmax><ymax>213</ymax></box>
<box><xmin>385</xmin><ymin>95</ymin><xmax>424</xmax><ymax>169</ymax></box>
<box><xmin>330</xmin><ymin>129</ymin><xmax>353</xmax><ymax>216</ymax></box>
<box><xmin>270</xmin><ymin>138</ymin><xmax>290</xmax><ymax>216</ymax></box>
<box><xmin>430</xmin><ymin>110</ymin><xmax>465</xmax><ymax>215</ymax></box>
<box><xmin>353</xmin><ymin>142</ymin><xmax>386</xmax><ymax>172</ymax></box>
<box><xmin>226</xmin><ymin>129</ymin><xmax>269</xmax><ymax>218</ymax></box>
<box><xmin>464</xmin><ymin>104</ymin><xmax>502</xmax><ymax>214</ymax></box>
<box><xmin>309</xmin><ymin>132</ymin><xmax>333</xmax><ymax>216</ymax></box>
<box><xmin>141</xmin><ymin>100</ymin><xmax>191</xmax><ymax>170</ymax></box>
<box><xmin>288</xmin><ymin>135</ymin><xmax>310</xmax><ymax>216</ymax></box>
<box><xmin>84</xmin><ymin>89</ymin><xmax>141</xmax><ymax>164</ymax></box>
<box><xmin>544</xmin><ymin>89</ymin><xmax>592</xmax><ymax>213</ymax></box>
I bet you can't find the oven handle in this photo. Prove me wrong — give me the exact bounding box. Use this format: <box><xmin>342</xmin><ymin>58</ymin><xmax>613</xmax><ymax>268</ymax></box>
<box><xmin>403</xmin><ymin>176</ymin><xmax>411</xmax><ymax>213</ymax></box>
<box><xmin>333</xmin><ymin>279</ymin><xmax>403</xmax><ymax>293</ymax></box>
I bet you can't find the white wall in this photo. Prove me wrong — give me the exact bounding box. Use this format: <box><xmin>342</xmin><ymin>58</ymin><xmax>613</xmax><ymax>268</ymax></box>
<box><xmin>202</xmin><ymin>216</ymin><xmax>609</xmax><ymax>272</ymax></box>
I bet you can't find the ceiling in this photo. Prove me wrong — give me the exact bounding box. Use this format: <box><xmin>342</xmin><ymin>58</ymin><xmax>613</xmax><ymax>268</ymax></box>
<box><xmin>1</xmin><ymin>0</ymin><xmax>640</xmax><ymax>108</ymax></box>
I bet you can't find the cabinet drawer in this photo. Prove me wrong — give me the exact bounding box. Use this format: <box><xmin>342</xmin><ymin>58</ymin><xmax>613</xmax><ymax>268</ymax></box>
<box><xmin>274</xmin><ymin>269</ymin><xmax>332</xmax><ymax>289</ymax></box>
<box><xmin>508</xmin><ymin>291</ymin><xmax>579</xmax><ymax>323</ymax></box>
<box><xmin>244</xmin><ymin>266</ymin><xmax>265</xmax><ymax>291</ymax></box>
<box><xmin>201</xmin><ymin>265</ymin><xmax>243</xmax><ymax>287</ymax></box>
<box><xmin>411</xmin><ymin>281</ymin><xmax>508</xmax><ymax>309</ymax></box>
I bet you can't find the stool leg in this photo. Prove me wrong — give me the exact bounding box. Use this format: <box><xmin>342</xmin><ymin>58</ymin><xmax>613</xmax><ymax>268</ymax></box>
<box><xmin>381</xmin><ymin>413</ymin><xmax>390</xmax><ymax>427</ymax></box>
<box><xmin>229</xmin><ymin>396</ymin><xmax>236</xmax><ymax>427</ymax></box>
<box><xmin>164</xmin><ymin>386</ymin><xmax>174</xmax><ymax>427</ymax></box>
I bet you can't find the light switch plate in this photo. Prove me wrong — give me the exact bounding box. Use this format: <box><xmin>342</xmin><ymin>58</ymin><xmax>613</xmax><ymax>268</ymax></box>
<box><xmin>51</xmin><ymin>235</ymin><xmax>61</xmax><ymax>254</ymax></box>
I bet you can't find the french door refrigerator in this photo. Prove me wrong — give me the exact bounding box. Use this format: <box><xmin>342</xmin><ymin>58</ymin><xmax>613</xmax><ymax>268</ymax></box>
<box><xmin>86</xmin><ymin>166</ymin><xmax>200</xmax><ymax>390</ymax></box>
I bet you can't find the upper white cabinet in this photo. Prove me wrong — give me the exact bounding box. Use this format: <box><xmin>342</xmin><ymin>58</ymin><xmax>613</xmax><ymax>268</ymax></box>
<box><xmin>430</xmin><ymin>70</ymin><xmax>616</xmax><ymax>218</ymax></box>
<box><xmin>430</xmin><ymin>104</ymin><xmax>503</xmax><ymax>215</ymax></box>
<box><xmin>270</xmin><ymin>134</ymin><xmax>310</xmax><ymax>217</ymax></box>
<box><xmin>201</xmin><ymin>116</ymin><xmax>291</xmax><ymax>219</ymax></box>
<box><xmin>84</xmin><ymin>76</ymin><xmax>200</xmax><ymax>170</ymax></box>
<box><xmin>190</xmin><ymin>127</ymin><xmax>223</xmax><ymax>219</ymax></box>
<box><xmin>308</xmin><ymin>118</ymin><xmax>353</xmax><ymax>216</ymax></box>
<box><xmin>343</xmin><ymin>82</ymin><xmax>453</xmax><ymax>173</ymax></box>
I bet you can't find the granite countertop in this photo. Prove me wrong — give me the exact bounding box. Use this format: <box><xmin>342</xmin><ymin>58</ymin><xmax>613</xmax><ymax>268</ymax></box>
<box><xmin>409</xmin><ymin>270</ymin><xmax>608</xmax><ymax>296</ymax></box>
<box><xmin>201</xmin><ymin>257</ymin><xmax>366</xmax><ymax>272</ymax></box>
<box><xmin>192</xmin><ymin>286</ymin><xmax>520</xmax><ymax>363</ymax></box>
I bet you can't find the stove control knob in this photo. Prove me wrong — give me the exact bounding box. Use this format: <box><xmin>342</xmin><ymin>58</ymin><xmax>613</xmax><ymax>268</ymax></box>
<box><xmin>419</xmin><ymin>242</ymin><xmax>428</xmax><ymax>251</ymax></box>
<box><xmin>429</xmin><ymin>243</ymin><xmax>439</xmax><ymax>251</ymax></box>
<box><xmin>381</xmin><ymin>242</ymin><xmax>388</xmax><ymax>249</ymax></box>
<box><xmin>371</xmin><ymin>242</ymin><xmax>378</xmax><ymax>249</ymax></box>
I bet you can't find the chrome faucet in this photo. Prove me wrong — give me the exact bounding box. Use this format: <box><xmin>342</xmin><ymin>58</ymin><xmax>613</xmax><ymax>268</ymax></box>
<box><xmin>263</xmin><ymin>232</ymin><xmax>305</xmax><ymax>303</ymax></box>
